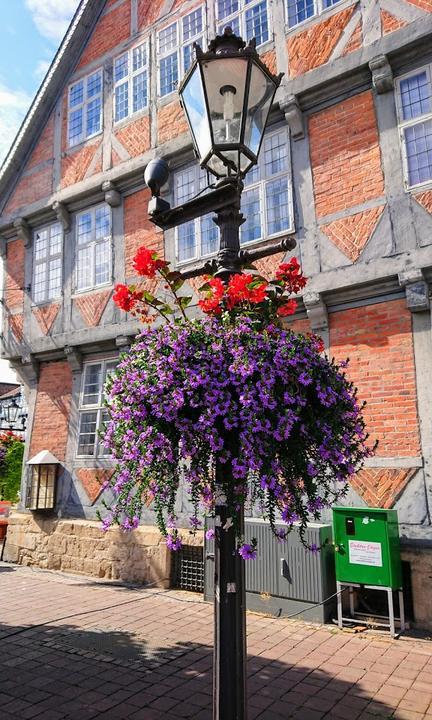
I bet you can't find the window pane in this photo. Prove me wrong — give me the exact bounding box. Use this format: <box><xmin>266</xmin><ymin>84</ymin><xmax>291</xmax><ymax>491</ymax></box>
<box><xmin>78</xmin><ymin>411</ymin><xmax>98</xmax><ymax>455</ymax></box>
<box><xmin>159</xmin><ymin>23</ymin><xmax>177</xmax><ymax>53</ymax></box>
<box><xmin>87</xmin><ymin>98</ymin><xmax>101</xmax><ymax>136</ymax></box>
<box><xmin>200</xmin><ymin>214</ymin><xmax>219</xmax><ymax>256</ymax></box>
<box><xmin>177</xmin><ymin>221</ymin><xmax>197</xmax><ymax>262</ymax></box>
<box><xmin>99</xmin><ymin>410</ymin><xmax>111</xmax><ymax>456</ymax></box>
<box><xmin>33</xmin><ymin>264</ymin><xmax>46</xmax><ymax>303</ymax></box>
<box><xmin>115</xmin><ymin>81</ymin><xmax>129</xmax><ymax>121</ymax></box>
<box><xmin>400</xmin><ymin>72</ymin><xmax>431</xmax><ymax>121</ymax></box>
<box><xmin>34</xmin><ymin>230</ymin><xmax>48</xmax><ymax>260</ymax></box>
<box><xmin>133</xmin><ymin>43</ymin><xmax>147</xmax><ymax>71</ymax></box>
<box><xmin>217</xmin><ymin>15</ymin><xmax>240</xmax><ymax>35</ymax></box>
<box><xmin>217</xmin><ymin>0</ymin><xmax>239</xmax><ymax>19</ymax></box>
<box><xmin>69</xmin><ymin>108</ymin><xmax>83</xmax><ymax>145</ymax></box>
<box><xmin>77</xmin><ymin>246</ymin><xmax>92</xmax><ymax>290</ymax></box>
<box><xmin>114</xmin><ymin>53</ymin><xmax>128</xmax><ymax>82</ymax></box>
<box><xmin>266</xmin><ymin>177</ymin><xmax>290</xmax><ymax>235</ymax></box>
<box><xmin>245</xmin><ymin>1</ymin><xmax>268</xmax><ymax>46</ymax></box>
<box><xmin>241</xmin><ymin>187</ymin><xmax>262</xmax><ymax>244</ymax></box>
<box><xmin>184</xmin><ymin>41</ymin><xmax>199</xmax><ymax>73</ymax></box>
<box><xmin>83</xmin><ymin>364</ymin><xmax>102</xmax><ymax>405</ymax></box>
<box><xmin>133</xmin><ymin>72</ymin><xmax>147</xmax><ymax>112</ymax></box>
<box><xmin>95</xmin><ymin>206</ymin><xmax>110</xmax><ymax>239</ymax></box>
<box><xmin>183</xmin><ymin>8</ymin><xmax>203</xmax><ymax>40</ymax></box>
<box><xmin>405</xmin><ymin>120</ymin><xmax>432</xmax><ymax>186</ymax></box>
<box><xmin>160</xmin><ymin>54</ymin><xmax>178</xmax><ymax>96</ymax></box>
<box><xmin>49</xmin><ymin>223</ymin><xmax>62</xmax><ymax>255</ymax></box>
<box><xmin>323</xmin><ymin>0</ymin><xmax>342</xmax><ymax>6</ymax></box>
<box><xmin>175</xmin><ymin>167</ymin><xmax>196</xmax><ymax>203</ymax></box>
<box><xmin>77</xmin><ymin>213</ymin><xmax>92</xmax><ymax>245</ymax></box>
<box><xmin>244</xmin><ymin>163</ymin><xmax>260</xmax><ymax>186</ymax></box>
<box><xmin>69</xmin><ymin>80</ymin><xmax>84</xmax><ymax>107</ymax></box>
<box><xmin>48</xmin><ymin>258</ymin><xmax>62</xmax><ymax>299</ymax></box>
<box><xmin>87</xmin><ymin>70</ymin><xmax>102</xmax><ymax>97</ymax></box>
<box><xmin>95</xmin><ymin>240</ymin><xmax>111</xmax><ymax>286</ymax></box>
<box><xmin>264</xmin><ymin>131</ymin><xmax>288</xmax><ymax>177</ymax></box>
<box><xmin>287</xmin><ymin>0</ymin><xmax>315</xmax><ymax>27</ymax></box>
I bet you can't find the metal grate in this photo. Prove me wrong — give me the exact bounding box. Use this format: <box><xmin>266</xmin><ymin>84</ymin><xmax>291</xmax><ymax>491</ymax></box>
<box><xmin>171</xmin><ymin>545</ymin><xmax>204</xmax><ymax>593</ymax></box>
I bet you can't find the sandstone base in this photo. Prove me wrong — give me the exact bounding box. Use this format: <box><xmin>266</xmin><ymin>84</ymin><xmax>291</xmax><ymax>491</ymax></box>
<box><xmin>3</xmin><ymin>512</ymin><xmax>183</xmax><ymax>587</ymax></box>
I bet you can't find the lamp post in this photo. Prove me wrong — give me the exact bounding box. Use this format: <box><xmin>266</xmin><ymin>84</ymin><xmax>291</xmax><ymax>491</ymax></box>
<box><xmin>144</xmin><ymin>28</ymin><xmax>296</xmax><ymax>720</ymax></box>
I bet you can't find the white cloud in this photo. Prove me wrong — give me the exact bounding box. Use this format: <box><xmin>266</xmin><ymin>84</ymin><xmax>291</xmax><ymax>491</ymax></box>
<box><xmin>34</xmin><ymin>59</ymin><xmax>52</xmax><ymax>83</ymax></box>
<box><xmin>0</xmin><ymin>83</ymin><xmax>32</xmax><ymax>165</ymax></box>
<box><xmin>25</xmin><ymin>0</ymin><xmax>79</xmax><ymax>43</ymax></box>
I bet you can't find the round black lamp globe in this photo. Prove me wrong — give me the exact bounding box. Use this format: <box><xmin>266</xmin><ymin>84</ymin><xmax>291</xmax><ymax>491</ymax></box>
<box><xmin>178</xmin><ymin>27</ymin><xmax>283</xmax><ymax>180</ymax></box>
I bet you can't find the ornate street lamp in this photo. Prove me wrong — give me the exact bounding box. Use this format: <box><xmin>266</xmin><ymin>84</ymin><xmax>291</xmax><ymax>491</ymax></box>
<box><xmin>0</xmin><ymin>396</ymin><xmax>23</xmax><ymax>431</ymax></box>
<box><xmin>144</xmin><ymin>28</ymin><xmax>295</xmax><ymax>720</ymax></box>
<box><xmin>26</xmin><ymin>450</ymin><xmax>60</xmax><ymax>512</ymax></box>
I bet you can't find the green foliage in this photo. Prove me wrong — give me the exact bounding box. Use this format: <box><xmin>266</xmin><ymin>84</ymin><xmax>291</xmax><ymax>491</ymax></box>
<box><xmin>0</xmin><ymin>434</ymin><xmax>24</xmax><ymax>502</ymax></box>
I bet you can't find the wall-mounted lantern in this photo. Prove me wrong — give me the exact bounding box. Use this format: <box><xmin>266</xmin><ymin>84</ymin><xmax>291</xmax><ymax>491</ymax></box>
<box><xmin>26</xmin><ymin>450</ymin><xmax>60</xmax><ymax>512</ymax></box>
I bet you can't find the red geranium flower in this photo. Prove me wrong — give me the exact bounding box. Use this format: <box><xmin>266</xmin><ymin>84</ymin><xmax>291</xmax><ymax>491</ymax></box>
<box><xmin>276</xmin><ymin>258</ymin><xmax>307</xmax><ymax>294</ymax></box>
<box><xmin>226</xmin><ymin>273</ymin><xmax>268</xmax><ymax>309</ymax></box>
<box><xmin>113</xmin><ymin>284</ymin><xmax>143</xmax><ymax>312</ymax></box>
<box><xmin>133</xmin><ymin>247</ymin><xmax>168</xmax><ymax>278</ymax></box>
<box><xmin>198</xmin><ymin>277</ymin><xmax>225</xmax><ymax>315</ymax></box>
<box><xmin>277</xmin><ymin>299</ymin><xmax>298</xmax><ymax>317</ymax></box>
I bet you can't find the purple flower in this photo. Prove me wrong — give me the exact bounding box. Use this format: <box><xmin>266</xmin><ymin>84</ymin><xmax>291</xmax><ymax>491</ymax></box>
<box><xmin>205</xmin><ymin>528</ymin><xmax>215</xmax><ymax>541</ymax></box>
<box><xmin>166</xmin><ymin>534</ymin><xmax>182</xmax><ymax>551</ymax></box>
<box><xmin>238</xmin><ymin>543</ymin><xmax>257</xmax><ymax>560</ymax></box>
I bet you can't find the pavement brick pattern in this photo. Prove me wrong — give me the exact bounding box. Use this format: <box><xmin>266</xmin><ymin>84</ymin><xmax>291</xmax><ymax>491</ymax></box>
<box><xmin>1</xmin><ymin>563</ymin><xmax>432</xmax><ymax>719</ymax></box>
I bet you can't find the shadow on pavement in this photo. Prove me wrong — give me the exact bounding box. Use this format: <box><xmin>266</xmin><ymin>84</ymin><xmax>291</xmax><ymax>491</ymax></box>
<box><xmin>0</xmin><ymin>619</ymin><xmax>398</xmax><ymax>720</ymax></box>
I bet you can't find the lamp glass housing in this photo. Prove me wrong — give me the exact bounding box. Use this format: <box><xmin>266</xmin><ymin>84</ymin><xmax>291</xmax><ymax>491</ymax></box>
<box><xmin>28</xmin><ymin>464</ymin><xmax>57</xmax><ymax>511</ymax></box>
<box><xmin>179</xmin><ymin>31</ymin><xmax>281</xmax><ymax>180</ymax></box>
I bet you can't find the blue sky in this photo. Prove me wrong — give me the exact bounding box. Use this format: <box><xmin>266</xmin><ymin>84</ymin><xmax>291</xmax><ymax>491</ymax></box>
<box><xmin>0</xmin><ymin>0</ymin><xmax>79</xmax><ymax>164</ymax></box>
<box><xmin>0</xmin><ymin>0</ymin><xmax>79</xmax><ymax>383</ymax></box>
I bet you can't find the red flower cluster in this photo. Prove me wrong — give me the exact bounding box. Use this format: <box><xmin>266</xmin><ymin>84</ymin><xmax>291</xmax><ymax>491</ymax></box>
<box><xmin>113</xmin><ymin>284</ymin><xmax>143</xmax><ymax>312</ymax></box>
<box><xmin>226</xmin><ymin>273</ymin><xmax>268</xmax><ymax>309</ymax></box>
<box><xmin>276</xmin><ymin>299</ymin><xmax>297</xmax><ymax>317</ymax></box>
<box><xmin>275</xmin><ymin>257</ymin><xmax>307</xmax><ymax>294</ymax></box>
<box><xmin>198</xmin><ymin>277</ymin><xmax>224</xmax><ymax>315</ymax></box>
<box><xmin>133</xmin><ymin>247</ymin><xmax>168</xmax><ymax>278</ymax></box>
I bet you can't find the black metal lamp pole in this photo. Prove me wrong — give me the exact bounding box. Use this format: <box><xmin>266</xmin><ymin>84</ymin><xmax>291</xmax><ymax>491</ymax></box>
<box><xmin>144</xmin><ymin>27</ymin><xmax>296</xmax><ymax>720</ymax></box>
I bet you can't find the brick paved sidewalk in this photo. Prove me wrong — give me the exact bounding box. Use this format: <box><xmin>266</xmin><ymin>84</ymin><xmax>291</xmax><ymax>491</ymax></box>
<box><xmin>1</xmin><ymin>563</ymin><xmax>432</xmax><ymax>720</ymax></box>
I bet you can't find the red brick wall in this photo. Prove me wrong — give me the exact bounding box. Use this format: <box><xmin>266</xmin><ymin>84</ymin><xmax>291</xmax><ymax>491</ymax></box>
<box><xmin>114</xmin><ymin>115</ymin><xmax>150</xmax><ymax>160</ymax></box>
<box><xmin>329</xmin><ymin>300</ymin><xmax>420</xmax><ymax>457</ymax></box>
<box><xmin>309</xmin><ymin>91</ymin><xmax>384</xmax><ymax>218</ymax></box>
<box><xmin>77</xmin><ymin>2</ymin><xmax>131</xmax><ymax>70</ymax></box>
<box><xmin>138</xmin><ymin>0</ymin><xmax>165</xmax><ymax>29</ymax></box>
<box><xmin>61</xmin><ymin>141</ymin><xmax>101</xmax><ymax>189</ymax></box>
<box><xmin>30</xmin><ymin>361</ymin><xmax>73</xmax><ymax>461</ymax></box>
<box><xmin>157</xmin><ymin>102</ymin><xmax>189</xmax><ymax>146</ymax></box>
<box><xmin>287</xmin><ymin>6</ymin><xmax>355</xmax><ymax>78</ymax></box>
<box><xmin>26</xmin><ymin>115</ymin><xmax>55</xmax><ymax>170</ymax></box>
<box><xmin>5</xmin><ymin>239</ymin><xmax>25</xmax><ymax>311</ymax></box>
<box><xmin>4</xmin><ymin>167</ymin><xmax>53</xmax><ymax>215</ymax></box>
<box><xmin>381</xmin><ymin>9</ymin><xmax>408</xmax><ymax>35</ymax></box>
<box><xmin>124</xmin><ymin>188</ymin><xmax>163</xmax><ymax>279</ymax></box>
<box><xmin>406</xmin><ymin>0</ymin><xmax>432</xmax><ymax>10</ymax></box>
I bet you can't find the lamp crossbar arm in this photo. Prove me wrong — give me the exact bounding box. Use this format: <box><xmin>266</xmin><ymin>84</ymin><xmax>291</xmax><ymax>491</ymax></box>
<box><xmin>148</xmin><ymin>181</ymin><xmax>241</xmax><ymax>230</ymax></box>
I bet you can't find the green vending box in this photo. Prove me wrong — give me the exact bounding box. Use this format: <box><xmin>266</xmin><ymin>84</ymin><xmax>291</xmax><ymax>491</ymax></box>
<box><xmin>333</xmin><ymin>507</ymin><xmax>402</xmax><ymax>589</ymax></box>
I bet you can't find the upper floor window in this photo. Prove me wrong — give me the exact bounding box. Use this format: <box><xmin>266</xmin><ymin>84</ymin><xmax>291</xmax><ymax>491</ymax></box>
<box><xmin>33</xmin><ymin>222</ymin><xmax>63</xmax><ymax>304</ymax></box>
<box><xmin>396</xmin><ymin>66</ymin><xmax>432</xmax><ymax>189</ymax></box>
<box><xmin>287</xmin><ymin>0</ymin><xmax>342</xmax><ymax>28</ymax></box>
<box><xmin>114</xmin><ymin>42</ymin><xmax>148</xmax><ymax>122</ymax></box>
<box><xmin>68</xmin><ymin>69</ymin><xmax>103</xmax><ymax>146</ymax></box>
<box><xmin>173</xmin><ymin>126</ymin><xmax>293</xmax><ymax>264</ymax></box>
<box><xmin>158</xmin><ymin>7</ymin><xmax>204</xmax><ymax>97</ymax></box>
<box><xmin>217</xmin><ymin>0</ymin><xmax>269</xmax><ymax>47</ymax></box>
<box><xmin>241</xmin><ymin>127</ymin><xmax>293</xmax><ymax>244</ymax></box>
<box><xmin>75</xmin><ymin>205</ymin><xmax>112</xmax><ymax>292</ymax></box>
<box><xmin>77</xmin><ymin>358</ymin><xmax>117</xmax><ymax>457</ymax></box>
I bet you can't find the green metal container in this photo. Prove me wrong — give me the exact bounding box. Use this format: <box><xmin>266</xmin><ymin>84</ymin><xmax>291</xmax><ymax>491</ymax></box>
<box><xmin>332</xmin><ymin>507</ymin><xmax>402</xmax><ymax>589</ymax></box>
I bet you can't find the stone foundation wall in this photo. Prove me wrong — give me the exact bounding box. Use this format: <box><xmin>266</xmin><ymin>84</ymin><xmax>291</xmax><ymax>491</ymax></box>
<box><xmin>3</xmin><ymin>512</ymin><xmax>203</xmax><ymax>587</ymax></box>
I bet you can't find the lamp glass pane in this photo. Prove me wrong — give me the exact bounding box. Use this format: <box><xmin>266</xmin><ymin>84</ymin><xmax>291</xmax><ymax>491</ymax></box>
<box><xmin>181</xmin><ymin>65</ymin><xmax>212</xmax><ymax>161</ymax></box>
<box><xmin>202</xmin><ymin>58</ymin><xmax>247</xmax><ymax>148</ymax></box>
<box><xmin>243</xmin><ymin>63</ymin><xmax>275</xmax><ymax>157</ymax></box>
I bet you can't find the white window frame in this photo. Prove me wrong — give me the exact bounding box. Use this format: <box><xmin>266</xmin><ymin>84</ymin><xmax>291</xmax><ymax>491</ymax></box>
<box><xmin>216</xmin><ymin>0</ymin><xmax>270</xmax><ymax>47</ymax></box>
<box><xmin>32</xmin><ymin>222</ymin><xmax>63</xmax><ymax>305</ymax></box>
<box><xmin>173</xmin><ymin>126</ymin><xmax>294</xmax><ymax>266</ymax></box>
<box><xmin>67</xmin><ymin>68</ymin><xmax>103</xmax><ymax>147</ymax></box>
<box><xmin>76</xmin><ymin>358</ymin><xmax>117</xmax><ymax>458</ymax></box>
<box><xmin>157</xmin><ymin>6</ymin><xmax>205</xmax><ymax>98</ymax></box>
<box><xmin>113</xmin><ymin>41</ymin><xmax>149</xmax><ymax>123</ymax></box>
<box><xmin>395</xmin><ymin>64</ymin><xmax>432</xmax><ymax>191</ymax></box>
<box><xmin>285</xmin><ymin>0</ymin><xmax>343</xmax><ymax>29</ymax></box>
<box><xmin>75</xmin><ymin>204</ymin><xmax>112</xmax><ymax>293</ymax></box>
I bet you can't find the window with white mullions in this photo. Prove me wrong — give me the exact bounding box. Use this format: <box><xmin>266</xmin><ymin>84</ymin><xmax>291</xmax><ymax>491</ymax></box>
<box><xmin>174</xmin><ymin>165</ymin><xmax>219</xmax><ymax>264</ymax></box>
<box><xmin>68</xmin><ymin>69</ymin><xmax>103</xmax><ymax>146</ymax></box>
<box><xmin>77</xmin><ymin>359</ymin><xmax>117</xmax><ymax>457</ymax></box>
<box><xmin>217</xmin><ymin>0</ymin><xmax>269</xmax><ymax>48</ymax></box>
<box><xmin>32</xmin><ymin>223</ymin><xmax>63</xmax><ymax>304</ymax></box>
<box><xmin>286</xmin><ymin>0</ymin><xmax>343</xmax><ymax>28</ymax></box>
<box><xmin>114</xmin><ymin>42</ymin><xmax>148</xmax><ymax>123</ymax></box>
<box><xmin>158</xmin><ymin>7</ymin><xmax>204</xmax><ymax>98</ymax></box>
<box><xmin>396</xmin><ymin>66</ymin><xmax>432</xmax><ymax>189</ymax></box>
<box><xmin>76</xmin><ymin>205</ymin><xmax>112</xmax><ymax>291</ymax></box>
<box><xmin>241</xmin><ymin>127</ymin><xmax>293</xmax><ymax>244</ymax></box>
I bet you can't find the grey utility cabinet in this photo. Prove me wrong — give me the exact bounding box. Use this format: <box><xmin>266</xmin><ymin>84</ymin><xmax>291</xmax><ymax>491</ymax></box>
<box><xmin>204</xmin><ymin>519</ymin><xmax>336</xmax><ymax>623</ymax></box>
